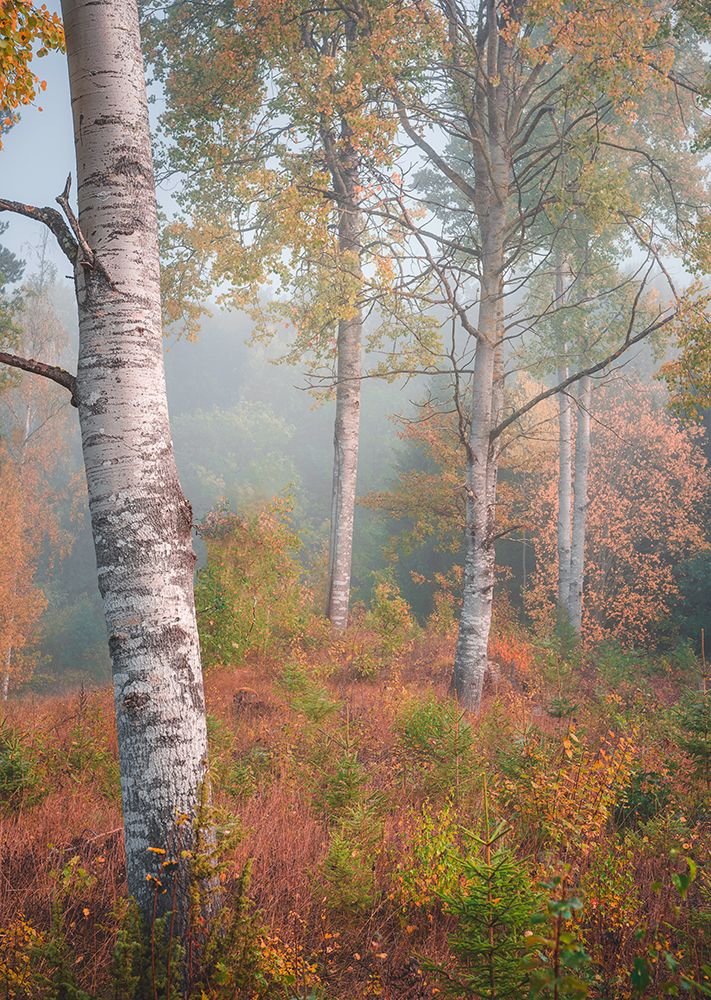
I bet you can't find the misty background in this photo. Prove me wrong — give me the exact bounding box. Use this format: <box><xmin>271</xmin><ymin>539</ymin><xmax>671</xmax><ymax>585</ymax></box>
<box><xmin>2</xmin><ymin>37</ymin><xmax>708</xmax><ymax>688</ymax></box>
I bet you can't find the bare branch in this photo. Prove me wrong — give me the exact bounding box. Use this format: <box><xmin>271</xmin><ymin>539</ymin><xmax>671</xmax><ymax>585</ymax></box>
<box><xmin>395</xmin><ymin>101</ymin><xmax>479</xmax><ymax>205</ymax></box>
<box><xmin>56</xmin><ymin>174</ymin><xmax>95</xmax><ymax>268</ymax></box>
<box><xmin>0</xmin><ymin>351</ymin><xmax>78</xmax><ymax>406</ymax></box>
<box><xmin>490</xmin><ymin>311</ymin><xmax>676</xmax><ymax>442</ymax></box>
<box><xmin>0</xmin><ymin>198</ymin><xmax>78</xmax><ymax>265</ymax></box>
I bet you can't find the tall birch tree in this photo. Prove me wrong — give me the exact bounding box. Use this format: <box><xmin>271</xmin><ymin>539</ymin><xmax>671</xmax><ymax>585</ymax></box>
<box><xmin>0</xmin><ymin>0</ymin><xmax>210</xmax><ymax>930</ymax></box>
<box><xmin>355</xmin><ymin>0</ymin><xmax>708</xmax><ymax>708</ymax></box>
<box><xmin>140</xmin><ymin>0</ymin><xmax>433</xmax><ymax>631</ymax></box>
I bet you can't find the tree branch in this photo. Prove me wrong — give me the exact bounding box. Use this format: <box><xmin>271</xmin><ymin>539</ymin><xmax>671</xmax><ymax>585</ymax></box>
<box><xmin>0</xmin><ymin>198</ymin><xmax>79</xmax><ymax>265</ymax></box>
<box><xmin>0</xmin><ymin>352</ymin><xmax>78</xmax><ymax>406</ymax></box>
<box><xmin>56</xmin><ymin>174</ymin><xmax>95</xmax><ymax>268</ymax></box>
<box><xmin>490</xmin><ymin>312</ymin><xmax>676</xmax><ymax>442</ymax></box>
<box><xmin>395</xmin><ymin>101</ymin><xmax>479</xmax><ymax>205</ymax></box>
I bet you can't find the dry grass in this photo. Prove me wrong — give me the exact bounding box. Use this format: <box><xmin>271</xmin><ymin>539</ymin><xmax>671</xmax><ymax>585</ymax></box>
<box><xmin>0</xmin><ymin>633</ymin><xmax>707</xmax><ymax>998</ymax></box>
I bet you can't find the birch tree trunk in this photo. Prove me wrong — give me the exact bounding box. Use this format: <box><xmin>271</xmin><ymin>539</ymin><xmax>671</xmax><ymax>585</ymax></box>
<box><xmin>452</xmin><ymin>337</ymin><xmax>497</xmax><ymax>708</ymax></box>
<box><xmin>325</xmin><ymin>177</ymin><xmax>363</xmax><ymax>631</ymax></box>
<box><xmin>557</xmin><ymin>373</ymin><xmax>573</xmax><ymax>626</ymax></box>
<box><xmin>325</xmin><ymin>250</ymin><xmax>362</xmax><ymax>628</ymax></box>
<box><xmin>451</xmin><ymin>213</ymin><xmax>506</xmax><ymax>708</ymax></box>
<box><xmin>568</xmin><ymin>375</ymin><xmax>592</xmax><ymax>634</ymax></box>
<box><xmin>62</xmin><ymin>0</ymin><xmax>210</xmax><ymax>928</ymax></box>
<box><xmin>554</xmin><ymin>259</ymin><xmax>574</xmax><ymax>630</ymax></box>
<box><xmin>450</xmin><ymin>24</ymin><xmax>510</xmax><ymax>710</ymax></box>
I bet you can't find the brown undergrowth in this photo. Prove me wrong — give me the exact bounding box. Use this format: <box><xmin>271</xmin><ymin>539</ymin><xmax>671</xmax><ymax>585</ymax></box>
<box><xmin>0</xmin><ymin>626</ymin><xmax>708</xmax><ymax>998</ymax></box>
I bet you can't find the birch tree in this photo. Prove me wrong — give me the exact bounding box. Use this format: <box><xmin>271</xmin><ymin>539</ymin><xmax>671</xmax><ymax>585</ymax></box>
<box><xmin>140</xmin><ymin>0</ymin><xmax>433</xmax><ymax>631</ymax></box>
<box><xmin>355</xmin><ymin>0</ymin><xmax>708</xmax><ymax>708</ymax></box>
<box><xmin>0</xmin><ymin>0</ymin><xmax>210</xmax><ymax>931</ymax></box>
<box><xmin>532</xmin><ymin>70</ymin><xmax>709</xmax><ymax>641</ymax></box>
<box><xmin>526</xmin><ymin>384</ymin><xmax>709</xmax><ymax>646</ymax></box>
<box><xmin>568</xmin><ymin>375</ymin><xmax>591</xmax><ymax>633</ymax></box>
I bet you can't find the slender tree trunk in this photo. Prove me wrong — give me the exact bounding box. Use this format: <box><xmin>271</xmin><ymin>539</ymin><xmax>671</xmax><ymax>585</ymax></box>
<box><xmin>325</xmin><ymin>192</ymin><xmax>363</xmax><ymax>631</ymax></box>
<box><xmin>568</xmin><ymin>375</ymin><xmax>592</xmax><ymax>633</ymax></box>
<box><xmin>555</xmin><ymin>260</ymin><xmax>574</xmax><ymax>631</ymax></box>
<box><xmin>452</xmin><ymin>337</ymin><xmax>497</xmax><ymax>708</ymax></box>
<box><xmin>450</xmin><ymin>24</ymin><xmax>510</xmax><ymax>709</ymax></box>
<box><xmin>62</xmin><ymin>0</ymin><xmax>209</xmax><ymax>928</ymax></box>
<box><xmin>325</xmin><ymin>309</ymin><xmax>362</xmax><ymax>630</ymax></box>
<box><xmin>557</xmin><ymin>373</ymin><xmax>573</xmax><ymax>625</ymax></box>
<box><xmin>2</xmin><ymin>645</ymin><xmax>11</xmax><ymax>702</ymax></box>
<box><xmin>451</xmin><ymin>220</ymin><xmax>505</xmax><ymax>708</ymax></box>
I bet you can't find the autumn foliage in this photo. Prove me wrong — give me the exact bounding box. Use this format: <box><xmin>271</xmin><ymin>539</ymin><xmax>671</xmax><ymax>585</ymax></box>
<box><xmin>0</xmin><ymin>627</ymin><xmax>708</xmax><ymax>998</ymax></box>
<box><xmin>526</xmin><ymin>386</ymin><xmax>709</xmax><ymax>645</ymax></box>
<box><xmin>0</xmin><ymin>449</ymin><xmax>46</xmax><ymax>694</ymax></box>
<box><xmin>0</xmin><ymin>1</ymin><xmax>64</xmax><ymax>144</ymax></box>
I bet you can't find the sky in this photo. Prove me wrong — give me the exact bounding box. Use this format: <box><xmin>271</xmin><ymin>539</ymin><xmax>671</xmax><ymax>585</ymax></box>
<box><xmin>2</xmin><ymin>49</ymin><xmax>74</xmax><ymax>272</ymax></box>
<box><xmin>1</xmin><ymin>36</ymin><xmax>176</xmax><ymax>275</ymax></box>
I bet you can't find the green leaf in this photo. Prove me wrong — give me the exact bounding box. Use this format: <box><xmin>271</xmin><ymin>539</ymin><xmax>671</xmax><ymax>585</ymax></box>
<box><xmin>632</xmin><ymin>956</ymin><xmax>651</xmax><ymax>993</ymax></box>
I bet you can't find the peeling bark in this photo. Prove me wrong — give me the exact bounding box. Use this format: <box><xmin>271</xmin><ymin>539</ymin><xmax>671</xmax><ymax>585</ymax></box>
<box><xmin>325</xmin><ymin>80</ymin><xmax>363</xmax><ymax>632</ymax></box>
<box><xmin>452</xmin><ymin>338</ymin><xmax>498</xmax><ymax>709</ymax></box>
<box><xmin>326</xmin><ymin>301</ymin><xmax>362</xmax><ymax>631</ymax></box>
<box><xmin>61</xmin><ymin>0</ymin><xmax>210</xmax><ymax>929</ymax></box>
<box><xmin>451</xmin><ymin>208</ymin><xmax>506</xmax><ymax>709</ymax></box>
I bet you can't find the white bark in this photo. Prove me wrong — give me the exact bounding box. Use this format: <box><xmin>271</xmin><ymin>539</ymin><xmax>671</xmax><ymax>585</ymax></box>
<box><xmin>325</xmin><ymin>149</ymin><xmax>363</xmax><ymax>631</ymax></box>
<box><xmin>554</xmin><ymin>259</ymin><xmax>574</xmax><ymax>630</ymax></box>
<box><xmin>326</xmin><ymin>315</ymin><xmax>361</xmax><ymax>631</ymax></box>
<box><xmin>450</xmin><ymin>28</ymin><xmax>510</xmax><ymax>710</ymax></box>
<box><xmin>61</xmin><ymin>0</ymin><xmax>209</xmax><ymax>927</ymax></box>
<box><xmin>451</xmin><ymin>197</ymin><xmax>506</xmax><ymax>709</ymax></box>
<box><xmin>568</xmin><ymin>375</ymin><xmax>592</xmax><ymax>634</ymax></box>
<box><xmin>452</xmin><ymin>337</ymin><xmax>500</xmax><ymax>709</ymax></box>
<box><xmin>557</xmin><ymin>374</ymin><xmax>573</xmax><ymax>625</ymax></box>
<box><xmin>325</xmin><ymin>201</ymin><xmax>362</xmax><ymax>631</ymax></box>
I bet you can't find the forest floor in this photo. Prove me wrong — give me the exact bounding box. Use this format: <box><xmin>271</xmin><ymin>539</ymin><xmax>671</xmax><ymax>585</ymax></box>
<box><xmin>0</xmin><ymin>626</ymin><xmax>708</xmax><ymax>999</ymax></box>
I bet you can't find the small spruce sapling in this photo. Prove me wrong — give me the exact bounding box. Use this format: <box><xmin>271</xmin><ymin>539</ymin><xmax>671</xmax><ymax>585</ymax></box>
<box><xmin>429</xmin><ymin>779</ymin><xmax>540</xmax><ymax>999</ymax></box>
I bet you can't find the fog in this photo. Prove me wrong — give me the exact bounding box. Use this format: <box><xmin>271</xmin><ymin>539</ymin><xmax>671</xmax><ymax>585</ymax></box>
<box><xmin>21</xmin><ymin>278</ymin><xmax>428</xmax><ymax>684</ymax></box>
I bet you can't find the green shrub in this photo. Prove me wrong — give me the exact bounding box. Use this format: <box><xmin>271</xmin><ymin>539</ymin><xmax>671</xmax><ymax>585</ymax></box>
<box><xmin>595</xmin><ymin>641</ymin><xmax>648</xmax><ymax>683</ymax></box>
<box><xmin>0</xmin><ymin>723</ymin><xmax>45</xmax><ymax>813</ymax></box>
<box><xmin>396</xmin><ymin>694</ymin><xmax>474</xmax><ymax>798</ymax></box>
<box><xmin>195</xmin><ymin>498</ymin><xmax>315</xmax><ymax>667</ymax></box>
<box><xmin>280</xmin><ymin>663</ymin><xmax>341</xmax><ymax>723</ymax></box>
<box><xmin>207</xmin><ymin>713</ymin><xmax>272</xmax><ymax>802</ymax></box>
<box><xmin>394</xmin><ymin>799</ymin><xmax>462</xmax><ymax>911</ymax></box>
<box><xmin>313</xmin><ymin>750</ymin><xmax>367</xmax><ymax>817</ymax></box>
<box><xmin>427</xmin><ymin>806</ymin><xmax>590</xmax><ymax>1000</ymax></box>
<box><xmin>428</xmin><ymin>824</ymin><xmax>541</xmax><ymax>998</ymax></box>
<box><xmin>614</xmin><ymin>769</ymin><xmax>673</xmax><ymax>829</ymax></box>
<box><xmin>674</xmin><ymin>691</ymin><xmax>710</xmax><ymax>782</ymax></box>
<box><xmin>321</xmin><ymin>802</ymin><xmax>383</xmax><ymax>914</ymax></box>
<box><xmin>526</xmin><ymin>877</ymin><xmax>591</xmax><ymax>999</ymax></box>
<box><xmin>31</xmin><ymin>856</ymin><xmax>101</xmax><ymax>1000</ymax></box>
<box><xmin>343</xmin><ymin>582</ymin><xmax>418</xmax><ymax>682</ymax></box>
<box><xmin>348</xmin><ymin>643</ymin><xmax>381</xmax><ymax>681</ymax></box>
<box><xmin>364</xmin><ymin>580</ymin><xmax>418</xmax><ymax>659</ymax></box>
<box><xmin>57</xmin><ymin>688</ymin><xmax>120</xmax><ymax>801</ymax></box>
